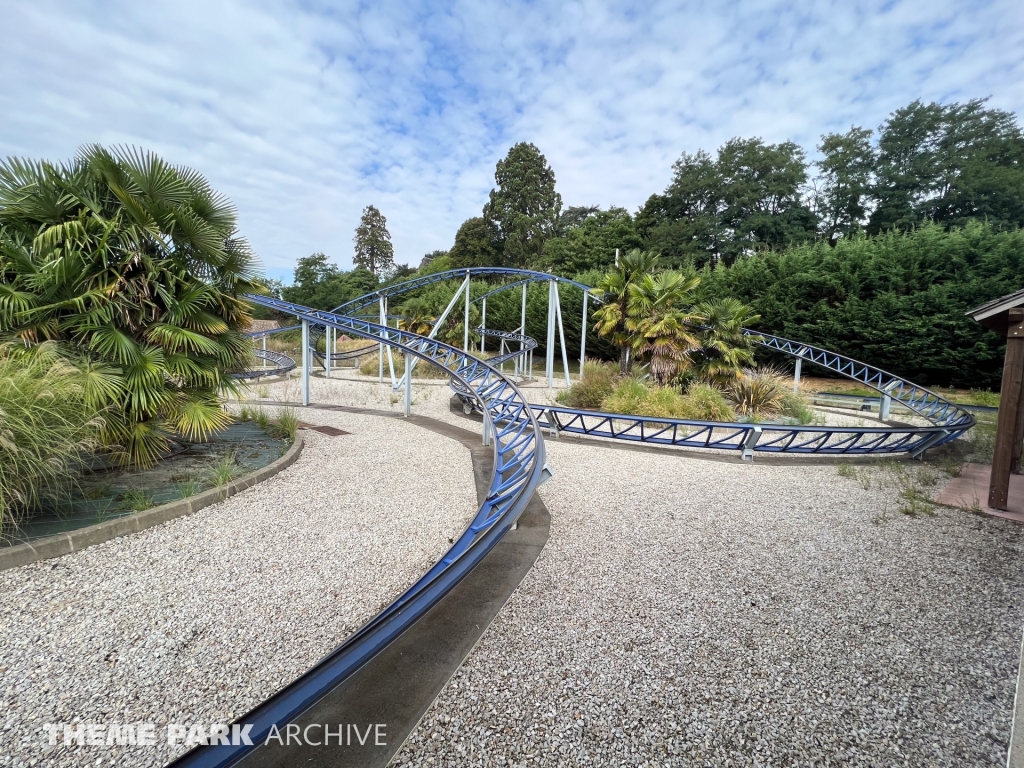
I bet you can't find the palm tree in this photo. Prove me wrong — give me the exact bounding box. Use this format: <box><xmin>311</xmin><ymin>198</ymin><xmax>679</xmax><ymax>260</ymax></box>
<box><xmin>692</xmin><ymin>298</ymin><xmax>761</xmax><ymax>384</ymax></box>
<box><xmin>0</xmin><ymin>145</ymin><xmax>261</xmax><ymax>466</ymax></box>
<box><xmin>397</xmin><ymin>297</ymin><xmax>436</xmax><ymax>336</ymax></box>
<box><xmin>591</xmin><ymin>249</ymin><xmax>660</xmax><ymax>373</ymax></box>
<box><xmin>625</xmin><ymin>271</ymin><xmax>702</xmax><ymax>385</ymax></box>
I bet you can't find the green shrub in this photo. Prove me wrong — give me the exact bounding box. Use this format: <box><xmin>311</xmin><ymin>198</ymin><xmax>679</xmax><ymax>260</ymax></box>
<box><xmin>682</xmin><ymin>382</ymin><xmax>736</xmax><ymax>422</ymax></box>
<box><xmin>557</xmin><ymin>360</ymin><xmax>616</xmax><ymax>409</ymax></box>
<box><xmin>0</xmin><ymin>343</ymin><xmax>103</xmax><ymax>537</ymax></box>
<box><xmin>600</xmin><ymin>379</ymin><xmax>689</xmax><ymax>418</ymax></box>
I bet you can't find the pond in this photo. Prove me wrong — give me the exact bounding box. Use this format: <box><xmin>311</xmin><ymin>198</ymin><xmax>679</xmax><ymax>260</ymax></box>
<box><xmin>2</xmin><ymin>421</ymin><xmax>290</xmax><ymax>547</ymax></box>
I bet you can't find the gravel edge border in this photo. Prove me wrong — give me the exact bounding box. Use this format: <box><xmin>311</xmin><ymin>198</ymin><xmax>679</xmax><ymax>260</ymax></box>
<box><xmin>0</xmin><ymin>436</ymin><xmax>305</xmax><ymax>573</ymax></box>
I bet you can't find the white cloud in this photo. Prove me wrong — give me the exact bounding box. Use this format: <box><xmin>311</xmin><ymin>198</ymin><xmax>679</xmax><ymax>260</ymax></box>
<box><xmin>2</xmin><ymin>0</ymin><xmax>1022</xmax><ymax>279</ymax></box>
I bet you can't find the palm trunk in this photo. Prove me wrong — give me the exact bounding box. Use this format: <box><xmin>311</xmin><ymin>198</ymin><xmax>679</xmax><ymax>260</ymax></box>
<box><xmin>619</xmin><ymin>345</ymin><xmax>632</xmax><ymax>375</ymax></box>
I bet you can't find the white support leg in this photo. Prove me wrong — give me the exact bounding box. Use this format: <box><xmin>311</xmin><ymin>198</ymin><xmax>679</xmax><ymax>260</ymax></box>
<box><xmin>463</xmin><ymin>274</ymin><xmax>470</xmax><ymax>353</ymax></box>
<box><xmin>554</xmin><ymin>281</ymin><xmax>571</xmax><ymax>388</ymax></box>
<box><xmin>580</xmin><ymin>291</ymin><xmax>588</xmax><ymax>381</ymax></box>
<box><xmin>301</xmin><ymin>319</ymin><xmax>310</xmax><ymax>406</ymax></box>
<box><xmin>378</xmin><ymin>297</ymin><xmax>385</xmax><ymax>383</ymax></box>
<box><xmin>383</xmin><ymin>297</ymin><xmax>397</xmax><ymax>389</ymax></box>
<box><xmin>546</xmin><ymin>280</ymin><xmax>556</xmax><ymax>388</ymax></box>
<box><xmin>793</xmin><ymin>357</ymin><xmax>802</xmax><ymax>393</ymax></box>
<box><xmin>400</xmin><ymin>274</ymin><xmax>469</xmax><ymax>387</ymax></box>
<box><xmin>481</xmin><ymin>297</ymin><xmax>487</xmax><ymax>354</ymax></box>
<box><xmin>261</xmin><ymin>335</ymin><xmax>266</xmax><ymax>369</ymax></box>
<box><xmin>521</xmin><ymin>282</ymin><xmax>528</xmax><ymax>381</ymax></box>
<box><xmin>325</xmin><ymin>326</ymin><xmax>332</xmax><ymax>379</ymax></box>
<box><xmin>404</xmin><ymin>361</ymin><xmax>412</xmax><ymax>417</ymax></box>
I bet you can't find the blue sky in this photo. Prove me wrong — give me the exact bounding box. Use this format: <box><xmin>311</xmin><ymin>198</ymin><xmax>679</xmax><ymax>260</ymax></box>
<box><xmin>2</xmin><ymin>0</ymin><xmax>1022</xmax><ymax>282</ymax></box>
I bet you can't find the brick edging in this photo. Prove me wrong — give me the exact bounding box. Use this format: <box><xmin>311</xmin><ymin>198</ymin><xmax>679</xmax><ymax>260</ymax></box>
<box><xmin>0</xmin><ymin>436</ymin><xmax>304</xmax><ymax>573</ymax></box>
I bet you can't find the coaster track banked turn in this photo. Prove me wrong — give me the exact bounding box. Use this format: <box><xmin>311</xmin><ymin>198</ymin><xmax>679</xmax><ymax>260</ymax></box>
<box><xmin>168</xmin><ymin>295</ymin><xmax>547</xmax><ymax>768</ymax></box>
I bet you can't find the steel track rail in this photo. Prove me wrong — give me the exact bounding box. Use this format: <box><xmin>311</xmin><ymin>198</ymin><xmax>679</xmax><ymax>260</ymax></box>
<box><xmin>227</xmin><ymin>348</ymin><xmax>297</xmax><ymax>380</ymax></box>
<box><xmin>168</xmin><ymin>295</ymin><xmax>547</xmax><ymax>768</ymax></box>
<box><xmin>402</xmin><ymin>272</ymin><xmax>976</xmax><ymax>456</ymax></box>
<box><xmin>330</xmin><ymin>267</ymin><xmax>595</xmax><ymax>315</ymax></box>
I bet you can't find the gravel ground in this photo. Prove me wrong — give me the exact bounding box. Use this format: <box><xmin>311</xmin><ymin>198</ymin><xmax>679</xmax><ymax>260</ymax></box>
<box><xmin>392</xmin><ymin>438</ymin><xmax>1024</xmax><ymax>767</ymax></box>
<box><xmin>0</xmin><ymin>409</ymin><xmax>475</xmax><ymax>768</ymax></box>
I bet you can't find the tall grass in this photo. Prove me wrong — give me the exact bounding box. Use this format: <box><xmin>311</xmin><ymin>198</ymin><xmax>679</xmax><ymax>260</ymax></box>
<box><xmin>557</xmin><ymin>360</ymin><xmax>616</xmax><ymax>409</ymax></box>
<box><xmin>0</xmin><ymin>343</ymin><xmax>104</xmax><ymax>538</ymax></box>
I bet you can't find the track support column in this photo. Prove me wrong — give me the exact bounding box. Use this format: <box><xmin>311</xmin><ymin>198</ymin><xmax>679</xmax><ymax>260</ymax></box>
<box><xmin>301</xmin><ymin>319</ymin><xmax>310</xmax><ymax>406</ymax></box>
<box><xmin>378</xmin><ymin>296</ymin><xmax>385</xmax><ymax>383</ymax></box>
<box><xmin>580</xmin><ymin>291</ymin><xmax>588</xmax><ymax>381</ymax></box>
<box><xmin>261</xmin><ymin>335</ymin><xmax>266</xmax><ymax>369</ymax></box>
<box><xmin>521</xmin><ymin>282</ymin><xmax>528</xmax><ymax>382</ymax></box>
<box><xmin>404</xmin><ymin>360</ymin><xmax>412</xmax><ymax>417</ymax></box>
<box><xmin>553</xmin><ymin>281</ymin><xmax>571</xmax><ymax>388</ymax></box>
<box><xmin>325</xmin><ymin>326</ymin><xmax>332</xmax><ymax>379</ymax></box>
<box><xmin>481</xmin><ymin>297</ymin><xmax>487</xmax><ymax>354</ymax></box>
<box><xmin>463</xmin><ymin>271</ymin><xmax>471</xmax><ymax>353</ymax></box>
<box><xmin>546</xmin><ymin>280</ymin><xmax>556</xmax><ymax>388</ymax></box>
<box><xmin>793</xmin><ymin>357</ymin><xmax>802</xmax><ymax>393</ymax></box>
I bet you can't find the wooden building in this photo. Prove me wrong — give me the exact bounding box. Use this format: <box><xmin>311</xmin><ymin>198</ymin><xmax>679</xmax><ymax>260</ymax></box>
<box><xmin>967</xmin><ymin>289</ymin><xmax>1024</xmax><ymax>510</ymax></box>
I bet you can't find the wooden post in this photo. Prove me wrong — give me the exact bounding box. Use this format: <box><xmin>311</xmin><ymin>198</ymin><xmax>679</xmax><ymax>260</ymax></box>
<box><xmin>989</xmin><ymin>309</ymin><xmax>1024</xmax><ymax>509</ymax></box>
<box><xmin>1013</xmin><ymin>372</ymin><xmax>1024</xmax><ymax>475</ymax></box>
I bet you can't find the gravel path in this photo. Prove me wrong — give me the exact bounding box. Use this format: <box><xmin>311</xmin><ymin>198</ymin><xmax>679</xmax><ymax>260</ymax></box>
<box><xmin>393</xmin><ymin>438</ymin><xmax>1024</xmax><ymax>767</ymax></box>
<box><xmin>0</xmin><ymin>409</ymin><xmax>475</xmax><ymax>768</ymax></box>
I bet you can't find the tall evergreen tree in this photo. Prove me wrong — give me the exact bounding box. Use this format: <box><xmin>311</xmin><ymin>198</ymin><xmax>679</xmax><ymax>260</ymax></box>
<box><xmin>353</xmin><ymin>205</ymin><xmax>395</xmax><ymax>275</ymax></box>
<box><xmin>484</xmin><ymin>142</ymin><xmax>562</xmax><ymax>268</ymax></box>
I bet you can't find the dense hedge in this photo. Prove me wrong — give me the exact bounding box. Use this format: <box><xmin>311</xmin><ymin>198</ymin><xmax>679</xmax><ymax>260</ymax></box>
<box><xmin>692</xmin><ymin>223</ymin><xmax>1023</xmax><ymax>390</ymax></box>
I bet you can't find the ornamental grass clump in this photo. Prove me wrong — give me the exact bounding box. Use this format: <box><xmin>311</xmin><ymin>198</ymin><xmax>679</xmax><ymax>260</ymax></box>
<box><xmin>0</xmin><ymin>342</ymin><xmax>104</xmax><ymax>538</ymax></box>
<box><xmin>727</xmin><ymin>367</ymin><xmax>789</xmax><ymax>419</ymax></box>
<box><xmin>600</xmin><ymin>379</ymin><xmax>689</xmax><ymax>419</ymax></box>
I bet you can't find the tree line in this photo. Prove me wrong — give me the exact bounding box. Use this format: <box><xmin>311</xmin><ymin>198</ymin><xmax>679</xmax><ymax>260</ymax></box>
<box><xmin>278</xmin><ymin>96</ymin><xmax>1024</xmax><ymax>389</ymax></box>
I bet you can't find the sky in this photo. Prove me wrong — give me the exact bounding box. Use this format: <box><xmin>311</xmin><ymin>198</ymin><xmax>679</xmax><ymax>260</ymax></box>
<box><xmin>2</xmin><ymin>0</ymin><xmax>1023</xmax><ymax>282</ymax></box>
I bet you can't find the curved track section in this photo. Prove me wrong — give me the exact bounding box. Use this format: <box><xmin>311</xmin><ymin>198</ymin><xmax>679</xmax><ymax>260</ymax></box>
<box><xmin>228</xmin><ymin>349</ymin><xmax>297</xmax><ymax>380</ymax></box>
<box><xmin>169</xmin><ymin>296</ymin><xmax>547</xmax><ymax>768</ymax></box>
<box><xmin>479</xmin><ymin>327</ymin><xmax>538</xmax><ymax>366</ymax></box>
<box><xmin>330</xmin><ymin>267</ymin><xmax>594</xmax><ymax>315</ymax></box>
<box><xmin>504</xmin><ymin>328</ymin><xmax>974</xmax><ymax>455</ymax></box>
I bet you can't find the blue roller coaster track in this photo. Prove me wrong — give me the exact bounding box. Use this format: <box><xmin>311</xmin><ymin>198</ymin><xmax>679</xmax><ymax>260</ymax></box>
<box><xmin>168</xmin><ymin>295</ymin><xmax>547</xmax><ymax>768</ymax></box>
<box><xmin>184</xmin><ymin>273</ymin><xmax>978</xmax><ymax>765</ymax></box>
<box><xmin>247</xmin><ymin>267</ymin><xmax>975</xmax><ymax>456</ymax></box>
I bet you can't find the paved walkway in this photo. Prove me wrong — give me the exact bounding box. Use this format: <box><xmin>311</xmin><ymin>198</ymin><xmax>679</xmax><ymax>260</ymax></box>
<box><xmin>937</xmin><ymin>463</ymin><xmax>1024</xmax><ymax>522</ymax></box>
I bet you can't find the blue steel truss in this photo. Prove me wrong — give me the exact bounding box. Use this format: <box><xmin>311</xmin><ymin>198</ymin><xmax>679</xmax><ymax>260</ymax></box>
<box><xmin>227</xmin><ymin>349</ymin><xmax>296</xmax><ymax>380</ymax></box>
<box><xmin>479</xmin><ymin>327</ymin><xmax>538</xmax><ymax>365</ymax></box>
<box><xmin>748</xmin><ymin>331</ymin><xmax>973</xmax><ymax>428</ymax></box>
<box><xmin>169</xmin><ymin>294</ymin><xmax>546</xmax><ymax>768</ymax></box>
<box><xmin>432</xmin><ymin>276</ymin><xmax>975</xmax><ymax>456</ymax></box>
<box><xmin>330</xmin><ymin>267</ymin><xmax>595</xmax><ymax>315</ymax></box>
<box><xmin>242</xmin><ymin>270</ymin><xmax>975</xmax><ymax>457</ymax></box>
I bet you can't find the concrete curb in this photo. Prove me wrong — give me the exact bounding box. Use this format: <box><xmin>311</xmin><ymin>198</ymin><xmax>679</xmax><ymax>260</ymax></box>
<box><xmin>0</xmin><ymin>436</ymin><xmax>304</xmax><ymax>573</ymax></box>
